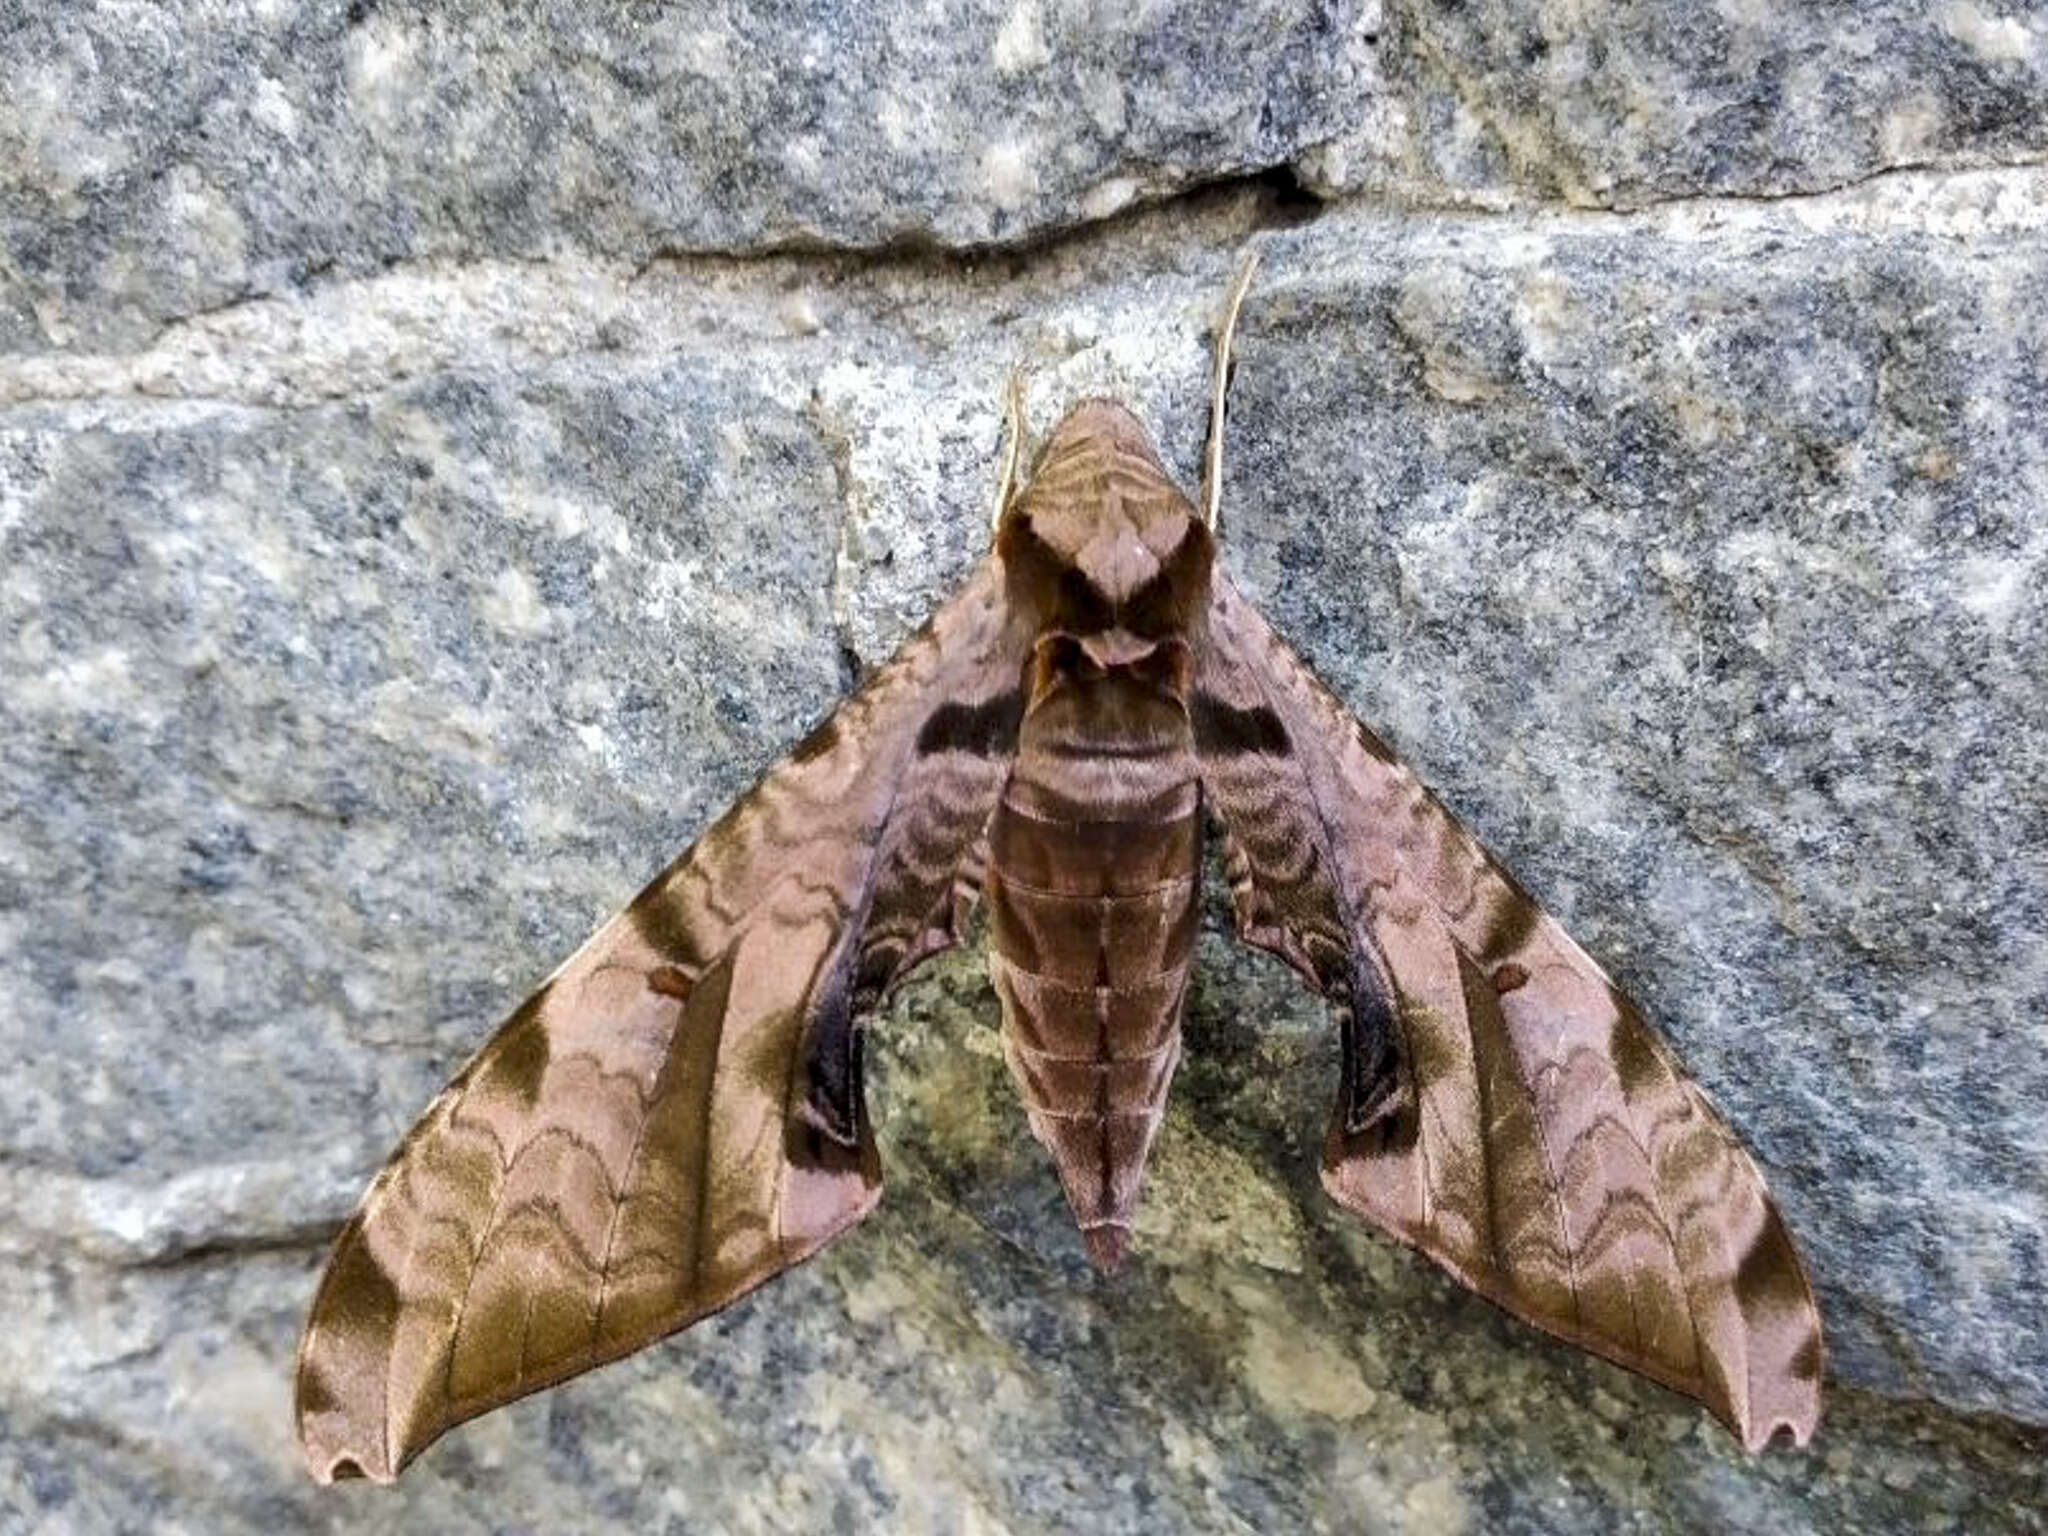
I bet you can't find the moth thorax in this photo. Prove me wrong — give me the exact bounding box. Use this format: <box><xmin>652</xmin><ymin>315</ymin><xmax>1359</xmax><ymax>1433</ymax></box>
<box><xmin>1014</xmin><ymin>403</ymin><xmax>1203</xmax><ymax>607</ymax></box>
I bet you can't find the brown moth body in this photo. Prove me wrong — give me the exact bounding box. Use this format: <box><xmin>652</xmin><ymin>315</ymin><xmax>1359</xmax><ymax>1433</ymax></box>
<box><xmin>296</xmin><ymin>261</ymin><xmax>1824</xmax><ymax>1484</ymax></box>
<box><xmin>987</xmin><ymin>401</ymin><xmax>1214</xmax><ymax>1267</ymax></box>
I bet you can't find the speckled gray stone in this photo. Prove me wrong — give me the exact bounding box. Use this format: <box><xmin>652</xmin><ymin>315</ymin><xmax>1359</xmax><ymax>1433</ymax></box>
<box><xmin>10</xmin><ymin>1</ymin><xmax>2046</xmax><ymax>359</ymax></box>
<box><xmin>5</xmin><ymin>7</ymin><xmax>2048</xmax><ymax>1534</ymax></box>
<box><xmin>1309</xmin><ymin>0</ymin><xmax>2048</xmax><ymax>208</ymax></box>
<box><xmin>0</xmin><ymin>0</ymin><xmax>1384</xmax><ymax>351</ymax></box>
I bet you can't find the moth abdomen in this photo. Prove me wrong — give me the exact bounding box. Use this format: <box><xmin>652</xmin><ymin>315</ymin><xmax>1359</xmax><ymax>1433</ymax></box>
<box><xmin>985</xmin><ymin>643</ymin><xmax>1204</xmax><ymax>1262</ymax></box>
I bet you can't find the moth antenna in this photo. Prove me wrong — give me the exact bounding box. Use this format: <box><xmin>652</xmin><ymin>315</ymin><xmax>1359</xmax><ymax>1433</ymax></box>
<box><xmin>992</xmin><ymin>366</ymin><xmax>1031</xmax><ymax>532</ymax></box>
<box><xmin>1201</xmin><ymin>249</ymin><xmax>1261</xmax><ymax>532</ymax></box>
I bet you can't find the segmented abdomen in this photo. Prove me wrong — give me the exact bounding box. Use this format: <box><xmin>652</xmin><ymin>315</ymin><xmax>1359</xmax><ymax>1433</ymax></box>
<box><xmin>985</xmin><ymin>754</ymin><xmax>1201</xmax><ymax>1266</ymax></box>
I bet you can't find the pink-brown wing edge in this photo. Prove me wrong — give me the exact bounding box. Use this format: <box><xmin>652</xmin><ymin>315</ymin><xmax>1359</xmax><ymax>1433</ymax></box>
<box><xmin>294</xmin><ymin>555</ymin><xmax>1029</xmax><ymax>1482</ymax></box>
<box><xmin>1192</xmin><ymin>568</ymin><xmax>1823</xmax><ymax>1451</ymax></box>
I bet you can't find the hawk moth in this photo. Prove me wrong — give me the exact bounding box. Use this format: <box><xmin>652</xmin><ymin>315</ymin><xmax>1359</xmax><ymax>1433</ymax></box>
<box><xmin>295</xmin><ymin>258</ymin><xmax>1823</xmax><ymax>1481</ymax></box>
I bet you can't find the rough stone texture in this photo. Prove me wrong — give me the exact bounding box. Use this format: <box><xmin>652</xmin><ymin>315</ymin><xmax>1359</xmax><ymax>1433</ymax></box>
<box><xmin>0</xmin><ymin>0</ymin><xmax>1383</xmax><ymax>351</ymax></box>
<box><xmin>1308</xmin><ymin>0</ymin><xmax>2048</xmax><ymax>208</ymax></box>
<box><xmin>5</xmin><ymin>4</ymin><xmax>2048</xmax><ymax>1534</ymax></box>
<box><xmin>10</xmin><ymin>0</ymin><xmax>2046</xmax><ymax>357</ymax></box>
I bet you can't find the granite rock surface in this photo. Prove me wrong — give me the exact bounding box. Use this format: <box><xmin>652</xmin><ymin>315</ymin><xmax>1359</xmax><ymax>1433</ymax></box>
<box><xmin>1</xmin><ymin>0</ymin><xmax>1383</xmax><ymax>350</ymax></box>
<box><xmin>1315</xmin><ymin>0</ymin><xmax>2048</xmax><ymax>208</ymax></box>
<box><xmin>5</xmin><ymin>3</ymin><xmax>2048</xmax><ymax>1533</ymax></box>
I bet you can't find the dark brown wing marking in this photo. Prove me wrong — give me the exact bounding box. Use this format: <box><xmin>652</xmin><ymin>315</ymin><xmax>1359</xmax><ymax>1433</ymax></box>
<box><xmin>296</xmin><ymin>557</ymin><xmax>1030</xmax><ymax>1482</ymax></box>
<box><xmin>1192</xmin><ymin>568</ymin><xmax>1822</xmax><ymax>1450</ymax></box>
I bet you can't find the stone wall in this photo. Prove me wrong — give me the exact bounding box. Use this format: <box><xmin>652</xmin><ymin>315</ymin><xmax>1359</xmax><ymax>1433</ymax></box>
<box><xmin>4</xmin><ymin>3</ymin><xmax>2045</xmax><ymax>1531</ymax></box>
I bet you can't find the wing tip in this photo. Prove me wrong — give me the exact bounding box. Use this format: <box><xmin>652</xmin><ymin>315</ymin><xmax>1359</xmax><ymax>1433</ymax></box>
<box><xmin>1741</xmin><ymin>1418</ymin><xmax>1814</xmax><ymax>1454</ymax></box>
<box><xmin>1737</xmin><ymin>1395</ymin><xmax>1822</xmax><ymax>1454</ymax></box>
<box><xmin>303</xmin><ymin>1443</ymin><xmax>398</xmax><ymax>1486</ymax></box>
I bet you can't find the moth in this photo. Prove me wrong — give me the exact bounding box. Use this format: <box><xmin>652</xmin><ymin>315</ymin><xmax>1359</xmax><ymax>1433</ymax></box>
<box><xmin>296</xmin><ymin>258</ymin><xmax>1823</xmax><ymax>1482</ymax></box>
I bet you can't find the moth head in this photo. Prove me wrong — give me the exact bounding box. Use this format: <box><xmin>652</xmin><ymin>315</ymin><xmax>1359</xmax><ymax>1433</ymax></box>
<box><xmin>996</xmin><ymin>399</ymin><xmax>1214</xmax><ymax>651</ymax></box>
